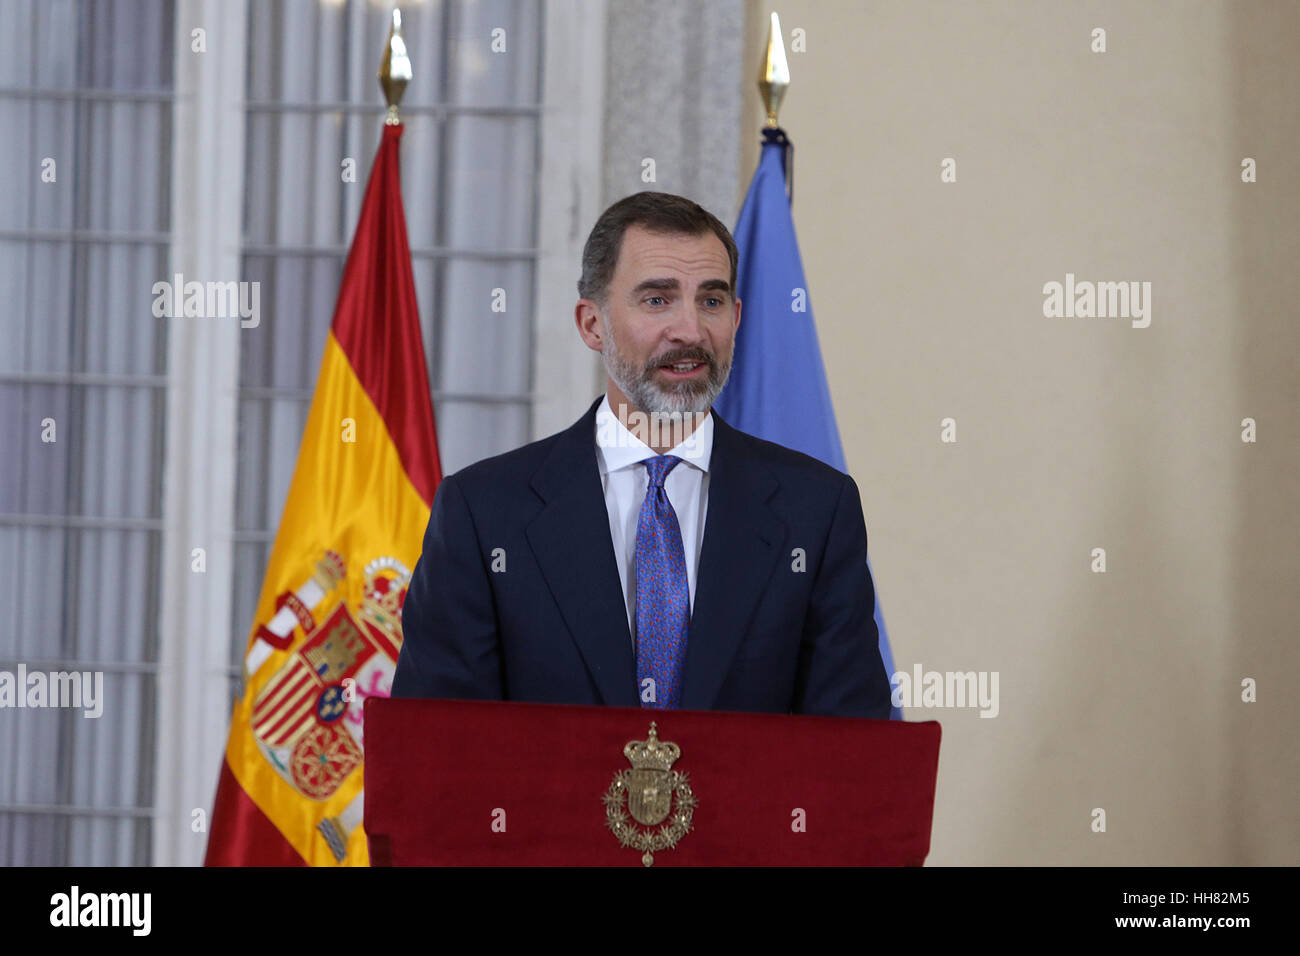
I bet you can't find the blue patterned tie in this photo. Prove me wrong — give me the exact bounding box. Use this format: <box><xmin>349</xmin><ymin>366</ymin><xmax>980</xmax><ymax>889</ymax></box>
<box><xmin>634</xmin><ymin>455</ymin><xmax>689</xmax><ymax>709</ymax></box>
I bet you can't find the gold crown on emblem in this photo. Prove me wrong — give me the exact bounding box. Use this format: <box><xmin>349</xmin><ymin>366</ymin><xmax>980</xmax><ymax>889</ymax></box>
<box><xmin>360</xmin><ymin>556</ymin><xmax>411</xmax><ymax>637</ymax></box>
<box><xmin>313</xmin><ymin>550</ymin><xmax>347</xmax><ymax>591</ymax></box>
<box><xmin>623</xmin><ymin>722</ymin><xmax>680</xmax><ymax>772</ymax></box>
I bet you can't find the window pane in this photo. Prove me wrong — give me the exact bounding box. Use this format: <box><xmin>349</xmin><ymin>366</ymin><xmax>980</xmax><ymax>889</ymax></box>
<box><xmin>0</xmin><ymin>0</ymin><xmax>173</xmax><ymax>867</ymax></box>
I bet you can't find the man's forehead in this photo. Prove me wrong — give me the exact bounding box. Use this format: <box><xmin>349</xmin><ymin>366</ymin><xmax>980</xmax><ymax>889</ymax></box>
<box><xmin>616</xmin><ymin>225</ymin><xmax>729</xmax><ymax>278</ymax></box>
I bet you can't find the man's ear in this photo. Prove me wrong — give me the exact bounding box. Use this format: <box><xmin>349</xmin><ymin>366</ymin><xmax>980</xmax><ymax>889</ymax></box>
<box><xmin>575</xmin><ymin>299</ymin><xmax>605</xmax><ymax>352</ymax></box>
<box><xmin>733</xmin><ymin>296</ymin><xmax>742</xmax><ymax>333</ymax></box>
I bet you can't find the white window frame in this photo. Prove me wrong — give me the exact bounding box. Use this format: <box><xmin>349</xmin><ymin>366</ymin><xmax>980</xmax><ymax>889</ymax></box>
<box><xmin>153</xmin><ymin>0</ymin><xmax>247</xmax><ymax>867</ymax></box>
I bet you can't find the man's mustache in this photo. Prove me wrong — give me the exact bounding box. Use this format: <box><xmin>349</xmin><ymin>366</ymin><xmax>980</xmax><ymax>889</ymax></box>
<box><xmin>647</xmin><ymin>349</ymin><xmax>715</xmax><ymax>371</ymax></box>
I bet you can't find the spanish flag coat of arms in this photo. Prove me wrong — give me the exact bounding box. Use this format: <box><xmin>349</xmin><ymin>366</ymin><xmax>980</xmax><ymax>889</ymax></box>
<box><xmin>205</xmin><ymin>122</ymin><xmax>441</xmax><ymax>866</ymax></box>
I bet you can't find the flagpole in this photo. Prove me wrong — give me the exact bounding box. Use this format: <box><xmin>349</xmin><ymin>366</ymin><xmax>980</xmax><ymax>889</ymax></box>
<box><xmin>725</xmin><ymin>11</ymin><xmax>901</xmax><ymax>719</ymax></box>
<box><xmin>758</xmin><ymin>11</ymin><xmax>789</xmax><ymax>128</ymax></box>
<box><xmin>379</xmin><ymin>7</ymin><xmax>412</xmax><ymax>125</ymax></box>
<box><xmin>757</xmin><ymin>11</ymin><xmax>793</xmax><ymax>202</ymax></box>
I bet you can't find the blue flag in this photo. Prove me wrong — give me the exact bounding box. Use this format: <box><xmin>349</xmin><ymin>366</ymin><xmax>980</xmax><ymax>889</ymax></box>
<box><xmin>715</xmin><ymin>129</ymin><xmax>902</xmax><ymax>719</ymax></box>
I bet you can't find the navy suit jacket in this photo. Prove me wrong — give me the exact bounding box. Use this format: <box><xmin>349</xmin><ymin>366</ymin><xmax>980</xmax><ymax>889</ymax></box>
<box><xmin>392</xmin><ymin>396</ymin><xmax>892</xmax><ymax>718</ymax></box>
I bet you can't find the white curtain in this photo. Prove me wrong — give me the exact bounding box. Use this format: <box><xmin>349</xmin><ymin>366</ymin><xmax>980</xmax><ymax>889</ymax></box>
<box><xmin>0</xmin><ymin>0</ymin><xmax>173</xmax><ymax>865</ymax></box>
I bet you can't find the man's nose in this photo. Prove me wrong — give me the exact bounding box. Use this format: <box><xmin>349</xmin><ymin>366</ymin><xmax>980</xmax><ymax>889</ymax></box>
<box><xmin>663</xmin><ymin>302</ymin><xmax>710</xmax><ymax>344</ymax></box>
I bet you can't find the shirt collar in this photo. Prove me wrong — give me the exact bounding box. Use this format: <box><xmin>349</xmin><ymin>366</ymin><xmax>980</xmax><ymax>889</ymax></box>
<box><xmin>595</xmin><ymin>393</ymin><xmax>714</xmax><ymax>476</ymax></box>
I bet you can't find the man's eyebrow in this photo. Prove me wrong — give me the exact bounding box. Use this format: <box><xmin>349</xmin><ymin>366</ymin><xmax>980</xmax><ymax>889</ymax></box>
<box><xmin>629</xmin><ymin>277</ymin><xmax>732</xmax><ymax>296</ymax></box>
<box><xmin>630</xmin><ymin>278</ymin><xmax>681</xmax><ymax>294</ymax></box>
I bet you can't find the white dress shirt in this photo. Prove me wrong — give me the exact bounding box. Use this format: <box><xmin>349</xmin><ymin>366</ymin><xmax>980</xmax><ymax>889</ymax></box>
<box><xmin>594</xmin><ymin>393</ymin><xmax>714</xmax><ymax>641</ymax></box>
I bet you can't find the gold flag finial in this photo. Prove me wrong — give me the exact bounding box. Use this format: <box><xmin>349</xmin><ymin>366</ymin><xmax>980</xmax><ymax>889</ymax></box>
<box><xmin>758</xmin><ymin>11</ymin><xmax>790</xmax><ymax>128</ymax></box>
<box><xmin>379</xmin><ymin>7</ymin><xmax>412</xmax><ymax>125</ymax></box>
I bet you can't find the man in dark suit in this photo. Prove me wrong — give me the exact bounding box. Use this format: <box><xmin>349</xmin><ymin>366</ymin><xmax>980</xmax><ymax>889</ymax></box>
<box><xmin>393</xmin><ymin>191</ymin><xmax>891</xmax><ymax>719</ymax></box>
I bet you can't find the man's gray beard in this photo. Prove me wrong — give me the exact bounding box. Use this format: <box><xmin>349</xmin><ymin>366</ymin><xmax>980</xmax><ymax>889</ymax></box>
<box><xmin>601</xmin><ymin>312</ymin><xmax>733</xmax><ymax>416</ymax></box>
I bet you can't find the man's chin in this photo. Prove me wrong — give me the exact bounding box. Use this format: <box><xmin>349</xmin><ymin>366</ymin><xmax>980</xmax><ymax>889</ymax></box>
<box><xmin>634</xmin><ymin>382</ymin><xmax>719</xmax><ymax>416</ymax></box>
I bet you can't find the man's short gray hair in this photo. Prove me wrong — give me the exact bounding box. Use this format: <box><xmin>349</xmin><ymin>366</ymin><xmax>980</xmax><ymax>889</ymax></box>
<box><xmin>577</xmin><ymin>191</ymin><xmax>738</xmax><ymax>306</ymax></box>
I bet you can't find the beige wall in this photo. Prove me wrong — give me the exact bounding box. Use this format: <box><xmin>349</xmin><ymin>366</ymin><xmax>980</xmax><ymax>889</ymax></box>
<box><xmin>742</xmin><ymin>0</ymin><xmax>1299</xmax><ymax>865</ymax></box>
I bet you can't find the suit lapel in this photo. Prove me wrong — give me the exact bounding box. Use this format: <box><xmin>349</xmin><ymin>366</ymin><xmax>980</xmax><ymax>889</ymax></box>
<box><xmin>525</xmin><ymin>397</ymin><xmax>640</xmax><ymax>707</ymax></box>
<box><xmin>681</xmin><ymin>411</ymin><xmax>786</xmax><ymax>710</ymax></box>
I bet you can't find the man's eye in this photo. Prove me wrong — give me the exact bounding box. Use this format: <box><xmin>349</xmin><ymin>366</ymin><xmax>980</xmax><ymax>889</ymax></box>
<box><xmin>645</xmin><ymin>296</ymin><xmax>667</xmax><ymax>306</ymax></box>
<box><xmin>703</xmin><ymin>297</ymin><xmax>723</xmax><ymax>308</ymax></box>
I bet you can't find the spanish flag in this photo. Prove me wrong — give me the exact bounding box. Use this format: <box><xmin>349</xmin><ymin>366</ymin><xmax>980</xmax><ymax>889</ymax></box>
<box><xmin>205</xmin><ymin>122</ymin><xmax>441</xmax><ymax>866</ymax></box>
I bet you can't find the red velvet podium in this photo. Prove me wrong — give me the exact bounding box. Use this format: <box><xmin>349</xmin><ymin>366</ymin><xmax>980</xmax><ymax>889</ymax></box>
<box><xmin>363</xmin><ymin>698</ymin><xmax>941</xmax><ymax>866</ymax></box>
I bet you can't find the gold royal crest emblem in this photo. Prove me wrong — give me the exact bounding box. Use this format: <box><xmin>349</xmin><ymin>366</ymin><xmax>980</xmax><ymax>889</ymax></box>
<box><xmin>602</xmin><ymin>722</ymin><xmax>698</xmax><ymax>866</ymax></box>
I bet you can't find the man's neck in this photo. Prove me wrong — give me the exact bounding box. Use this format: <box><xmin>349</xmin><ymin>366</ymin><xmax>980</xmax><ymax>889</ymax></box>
<box><xmin>606</xmin><ymin>384</ymin><xmax>709</xmax><ymax>455</ymax></box>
